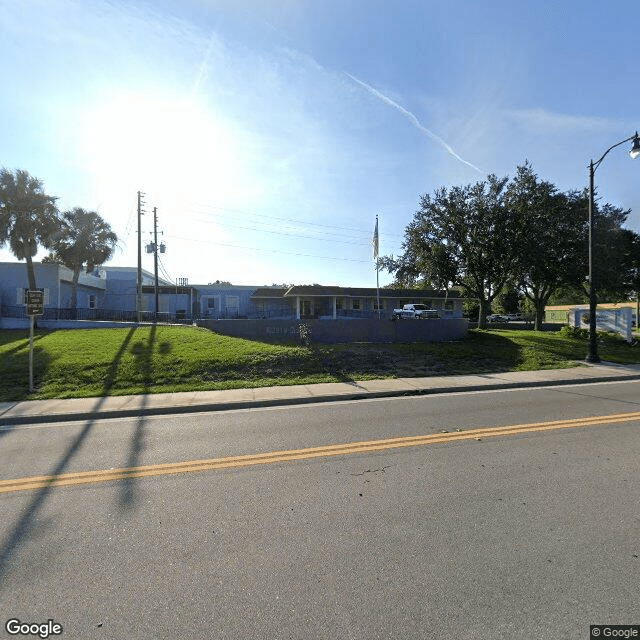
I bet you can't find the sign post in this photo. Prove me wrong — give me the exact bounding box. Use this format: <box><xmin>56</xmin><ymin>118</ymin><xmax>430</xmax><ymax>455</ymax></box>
<box><xmin>26</xmin><ymin>290</ymin><xmax>44</xmax><ymax>393</ymax></box>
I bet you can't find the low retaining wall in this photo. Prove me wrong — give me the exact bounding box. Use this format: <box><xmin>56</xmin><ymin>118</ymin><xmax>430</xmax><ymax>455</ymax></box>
<box><xmin>0</xmin><ymin>317</ymin><xmax>140</xmax><ymax>330</ymax></box>
<box><xmin>197</xmin><ymin>318</ymin><xmax>469</xmax><ymax>344</ymax></box>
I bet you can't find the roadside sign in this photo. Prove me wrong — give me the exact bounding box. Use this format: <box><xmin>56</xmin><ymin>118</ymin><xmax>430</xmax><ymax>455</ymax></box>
<box><xmin>26</xmin><ymin>289</ymin><xmax>44</xmax><ymax>316</ymax></box>
<box><xmin>26</xmin><ymin>290</ymin><xmax>44</xmax><ymax>393</ymax></box>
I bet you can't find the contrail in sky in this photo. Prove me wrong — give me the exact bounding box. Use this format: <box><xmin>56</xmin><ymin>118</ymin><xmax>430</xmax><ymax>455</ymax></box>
<box><xmin>192</xmin><ymin>32</ymin><xmax>218</xmax><ymax>97</ymax></box>
<box><xmin>346</xmin><ymin>73</ymin><xmax>483</xmax><ymax>174</ymax></box>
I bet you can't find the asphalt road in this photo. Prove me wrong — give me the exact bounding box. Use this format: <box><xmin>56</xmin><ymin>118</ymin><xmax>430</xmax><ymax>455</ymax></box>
<box><xmin>1</xmin><ymin>380</ymin><xmax>639</xmax><ymax>639</ymax></box>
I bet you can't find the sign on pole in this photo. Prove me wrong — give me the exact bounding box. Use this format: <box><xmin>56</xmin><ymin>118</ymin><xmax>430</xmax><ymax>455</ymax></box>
<box><xmin>27</xmin><ymin>289</ymin><xmax>44</xmax><ymax>316</ymax></box>
<box><xmin>27</xmin><ymin>289</ymin><xmax>44</xmax><ymax>393</ymax></box>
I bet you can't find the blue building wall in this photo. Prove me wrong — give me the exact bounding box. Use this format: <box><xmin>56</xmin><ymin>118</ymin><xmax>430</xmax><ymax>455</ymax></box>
<box><xmin>102</xmin><ymin>267</ymin><xmax>158</xmax><ymax>313</ymax></box>
<box><xmin>1</xmin><ymin>262</ymin><xmax>59</xmax><ymax>309</ymax></box>
<box><xmin>196</xmin><ymin>284</ymin><xmax>261</xmax><ymax>318</ymax></box>
<box><xmin>0</xmin><ymin>262</ymin><xmax>106</xmax><ymax>312</ymax></box>
<box><xmin>1</xmin><ymin>262</ymin><xmax>465</xmax><ymax>323</ymax></box>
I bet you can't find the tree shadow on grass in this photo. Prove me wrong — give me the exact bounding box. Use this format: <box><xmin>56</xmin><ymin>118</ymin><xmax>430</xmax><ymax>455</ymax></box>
<box><xmin>0</xmin><ymin>344</ymin><xmax>53</xmax><ymax>403</ymax></box>
<box><xmin>312</xmin><ymin>333</ymin><xmax>527</xmax><ymax>380</ymax></box>
<box><xmin>415</xmin><ymin>331</ymin><xmax>527</xmax><ymax>375</ymax></box>
<box><xmin>0</xmin><ymin>326</ymin><xmax>139</xmax><ymax>587</ymax></box>
<box><xmin>0</xmin><ymin>330</ymin><xmax>47</xmax><ymax>359</ymax></box>
<box><xmin>513</xmin><ymin>334</ymin><xmax>586</xmax><ymax>362</ymax></box>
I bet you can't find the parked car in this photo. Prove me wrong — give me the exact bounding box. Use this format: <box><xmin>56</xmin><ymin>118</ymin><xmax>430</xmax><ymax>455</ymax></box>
<box><xmin>487</xmin><ymin>314</ymin><xmax>508</xmax><ymax>322</ymax></box>
<box><xmin>393</xmin><ymin>304</ymin><xmax>439</xmax><ymax>319</ymax></box>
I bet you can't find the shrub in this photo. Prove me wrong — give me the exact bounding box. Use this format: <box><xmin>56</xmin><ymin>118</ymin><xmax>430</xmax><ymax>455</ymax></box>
<box><xmin>559</xmin><ymin>326</ymin><xmax>589</xmax><ymax>340</ymax></box>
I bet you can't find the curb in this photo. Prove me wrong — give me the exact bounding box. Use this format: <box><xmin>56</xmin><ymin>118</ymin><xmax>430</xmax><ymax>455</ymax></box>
<box><xmin>2</xmin><ymin>372</ymin><xmax>640</xmax><ymax>427</ymax></box>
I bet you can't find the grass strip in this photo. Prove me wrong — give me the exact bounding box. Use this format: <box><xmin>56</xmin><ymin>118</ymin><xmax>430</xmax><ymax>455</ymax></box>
<box><xmin>1</xmin><ymin>325</ymin><xmax>638</xmax><ymax>401</ymax></box>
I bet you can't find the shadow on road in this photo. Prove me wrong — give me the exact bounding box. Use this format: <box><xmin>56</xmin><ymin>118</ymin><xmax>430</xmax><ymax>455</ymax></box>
<box><xmin>0</xmin><ymin>326</ymin><xmax>139</xmax><ymax>585</ymax></box>
<box><xmin>118</xmin><ymin>323</ymin><xmax>157</xmax><ymax>511</ymax></box>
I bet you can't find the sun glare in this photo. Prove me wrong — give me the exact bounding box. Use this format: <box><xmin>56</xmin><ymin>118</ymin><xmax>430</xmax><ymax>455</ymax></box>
<box><xmin>82</xmin><ymin>91</ymin><xmax>253</xmax><ymax>211</ymax></box>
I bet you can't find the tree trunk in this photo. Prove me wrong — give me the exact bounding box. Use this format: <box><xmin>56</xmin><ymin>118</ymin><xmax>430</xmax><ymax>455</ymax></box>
<box><xmin>24</xmin><ymin>254</ymin><xmax>38</xmax><ymax>328</ymax></box>
<box><xmin>25</xmin><ymin>254</ymin><xmax>37</xmax><ymax>291</ymax></box>
<box><xmin>477</xmin><ymin>298</ymin><xmax>489</xmax><ymax>329</ymax></box>
<box><xmin>534</xmin><ymin>298</ymin><xmax>545</xmax><ymax>331</ymax></box>
<box><xmin>71</xmin><ymin>268</ymin><xmax>80</xmax><ymax>311</ymax></box>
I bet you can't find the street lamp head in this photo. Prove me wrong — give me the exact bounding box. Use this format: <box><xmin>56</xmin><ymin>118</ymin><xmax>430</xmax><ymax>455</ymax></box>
<box><xmin>630</xmin><ymin>132</ymin><xmax>640</xmax><ymax>159</ymax></box>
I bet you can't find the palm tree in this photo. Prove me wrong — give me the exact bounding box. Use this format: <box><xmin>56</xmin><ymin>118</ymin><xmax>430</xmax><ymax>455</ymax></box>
<box><xmin>51</xmin><ymin>208</ymin><xmax>118</xmax><ymax>310</ymax></box>
<box><xmin>0</xmin><ymin>168</ymin><xmax>59</xmax><ymax>290</ymax></box>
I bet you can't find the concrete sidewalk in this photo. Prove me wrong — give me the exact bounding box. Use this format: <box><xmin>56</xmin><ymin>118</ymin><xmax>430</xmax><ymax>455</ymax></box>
<box><xmin>2</xmin><ymin>362</ymin><xmax>640</xmax><ymax>426</ymax></box>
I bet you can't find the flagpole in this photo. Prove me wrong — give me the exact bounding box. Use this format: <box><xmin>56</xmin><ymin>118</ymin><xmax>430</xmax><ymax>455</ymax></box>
<box><xmin>373</xmin><ymin>215</ymin><xmax>380</xmax><ymax>319</ymax></box>
<box><xmin>376</xmin><ymin>257</ymin><xmax>380</xmax><ymax>319</ymax></box>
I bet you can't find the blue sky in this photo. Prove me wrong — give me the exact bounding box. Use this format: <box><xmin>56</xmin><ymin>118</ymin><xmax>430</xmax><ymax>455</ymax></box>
<box><xmin>1</xmin><ymin>0</ymin><xmax>639</xmax><ymax>287</ymax></box>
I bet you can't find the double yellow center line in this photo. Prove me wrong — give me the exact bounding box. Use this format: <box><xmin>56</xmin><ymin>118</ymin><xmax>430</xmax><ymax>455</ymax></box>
<box><xmin>2</xmin><ymin>411</ymin><xmax>639</xmax><ymax>494</ymax></box>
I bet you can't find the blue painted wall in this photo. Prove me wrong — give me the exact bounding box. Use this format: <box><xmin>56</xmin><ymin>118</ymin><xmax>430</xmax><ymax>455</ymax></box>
<box><xmin>196</xmin><ymin>284</ymin><xmax>262</xmax><ymax>318</ymax></box>
<box><xmin>1</xmin><ymin>262</ymin><xmax>466</xmax><ymax>323</ymax></box>
<box><xmin>1</xmin><ymin>262</ymin><xmax>107</xmax><ymax>315</ymax></box>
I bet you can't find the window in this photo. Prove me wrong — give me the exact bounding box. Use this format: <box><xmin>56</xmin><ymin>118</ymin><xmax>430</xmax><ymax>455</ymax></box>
<box><xmin>225</xmin><ymin>295</ymin><xmax>240</xmax><ymax>317</ymax></box>
<box><xmin>352</xmin><ymin>299</ymin><xmax>361</xmax><ymax>310</ymax></box>
<box><xmin>89</xmin><ymin>295</ymin><xmax>97</xmax><ymax>309</ymax></box>
<box><xmin>373</xmin><ymin>300</ymin><xmax>384</xmax><ymax>310</ymax></box>
<box><xmin>335</xmin><ymin>299</ymin><xmax>343</xmax><ymax>311</ymax></box>
<box><xmin>204</xmin><ymin>296</ymin><xmax>221</xmax><ymax>316</ymax></box>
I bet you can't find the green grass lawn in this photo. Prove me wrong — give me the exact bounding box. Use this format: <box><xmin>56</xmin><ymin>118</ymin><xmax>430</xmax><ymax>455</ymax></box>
<box><xmin>1</xmin><ymin>325</ymin><xmax>639</xmax><ymax>402</ymax></box>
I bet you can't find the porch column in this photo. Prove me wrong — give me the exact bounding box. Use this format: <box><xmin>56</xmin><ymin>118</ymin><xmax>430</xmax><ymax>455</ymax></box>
<box><xmin>296</xmin><ymin>296</ymin><xmax>301</xmax><ymax>320</ymax></box>
<box><xmin>333</xmin><ymin>296</ymin><xmax>336</xmax><ymax>319</ymax></box>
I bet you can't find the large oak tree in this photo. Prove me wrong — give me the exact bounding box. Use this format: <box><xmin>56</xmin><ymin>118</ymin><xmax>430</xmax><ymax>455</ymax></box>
<box><xmin>383</xmin><ymin>163</ymin><xmax>634</xmax><ymax>331</ymax></box>
<box><xmin>381</xmin><ymin>174</ymin><xmax>524</xmax><ymax>328</ymax></box>
<box><xmin>505</xmin><ymin>163</ymin><xmax>587</xmax><ymax>330</ymax></box>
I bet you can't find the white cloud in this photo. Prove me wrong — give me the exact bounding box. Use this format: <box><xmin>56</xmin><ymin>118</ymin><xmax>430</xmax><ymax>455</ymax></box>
<box><xmin>504</xmin><ymin>107</ymin><xmax>621</xmax><ymax>133</ymax></box>
<box><xmin>345</xmin><ymin>73</ymin><xmax>484</xmax><ymax>174</ymax></box>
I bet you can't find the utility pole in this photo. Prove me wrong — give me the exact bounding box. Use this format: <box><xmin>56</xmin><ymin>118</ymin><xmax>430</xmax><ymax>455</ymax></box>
<box><xmin>145</xmin><ymin>209</ymin><xmax>165</xmax><ymax>321</ymax></box>
<box><xmin>153</xmin><ymin>206</ymin><xmax>159</xmax><ymax>319</ymax></box>
<box><xmin>137</xmin><ymin>191</ymin><xmax>145</xmax><ymax>322</ymax></box>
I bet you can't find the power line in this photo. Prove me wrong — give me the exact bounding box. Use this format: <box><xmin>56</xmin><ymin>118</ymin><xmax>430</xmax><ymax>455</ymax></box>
<box><xmin>157</xmin><ymin>254</ymin><xmax>175</xmax><ymax>285</ymax></box>
<box><xmin>185</xmin><ymin>202</ymin><xmax>406</xmax><ymax>239</ymax></box>
<box><xmin>188</xmin><ymin>218</ymin><xmax>373</xmax><ymax>246</ymax></box>
<box><xmin>168</xmin><ymin>235</ymin><xmax>375</xmax><ymax>263</ymax></box>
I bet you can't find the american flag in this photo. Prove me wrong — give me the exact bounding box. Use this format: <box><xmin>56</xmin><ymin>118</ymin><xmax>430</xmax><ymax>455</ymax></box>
<box><xmin>373</xmin><ymin>216</ymin><xmax>379</xmax><ymax>259</ymax></box>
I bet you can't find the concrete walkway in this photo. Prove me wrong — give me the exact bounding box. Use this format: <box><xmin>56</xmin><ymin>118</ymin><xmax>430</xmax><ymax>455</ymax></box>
<box><xmin>2</xmin><ymin>362</ymin><xmax>640</xmax><ymax>426</ymax></box>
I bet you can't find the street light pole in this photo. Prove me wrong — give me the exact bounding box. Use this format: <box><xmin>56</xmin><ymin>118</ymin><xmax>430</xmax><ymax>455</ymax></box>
<box><xmin>586</xmin><ymin>132</ymin><xmax>640</xmax><ymax>363</ymax></box>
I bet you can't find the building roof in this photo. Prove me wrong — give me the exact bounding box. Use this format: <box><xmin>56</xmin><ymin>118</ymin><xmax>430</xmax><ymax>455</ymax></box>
<box><xmin>251</xmin><ymin>287</ymin><xmax>290</xmax><ymax>298</ymax></box>
<box><xmin>252</xmin><ymin>285</ymin><xmax>462</xmax><ymax>299</ymax></box>
<box><xmin>100</xmin><ymin>265</ymin><xmax>172</xmax><ymax>286</ymax></box>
